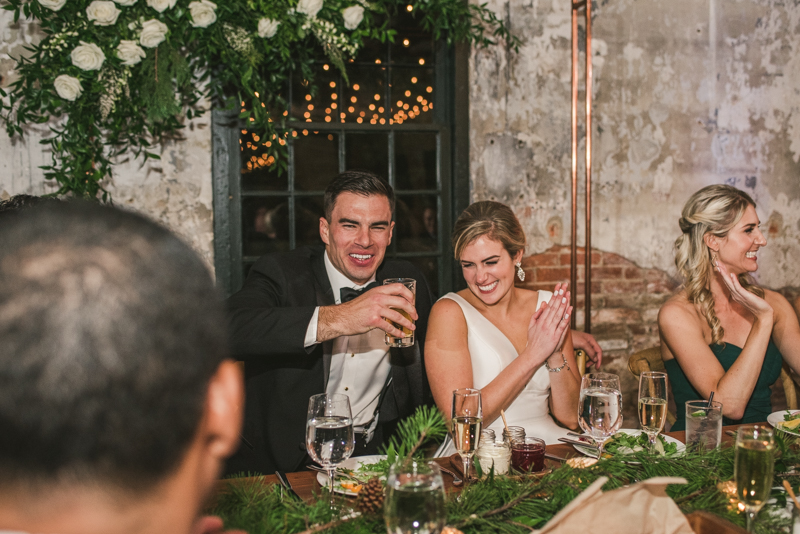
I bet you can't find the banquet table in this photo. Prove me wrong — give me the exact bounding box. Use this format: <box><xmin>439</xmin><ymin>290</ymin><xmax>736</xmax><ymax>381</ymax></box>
<box><xmin>217</xmin><ymin>424</ymin><xmax>742</xmax><ymax>504</ymax></box>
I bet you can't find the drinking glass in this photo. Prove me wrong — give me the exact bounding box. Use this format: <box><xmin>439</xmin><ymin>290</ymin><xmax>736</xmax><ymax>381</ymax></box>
<box><xmin>638</xmin><ymin>371</ymin><xmax>668</xmax><ymax>452</ymax></box>
<box><xmin>306</xmin><ymin>393</ymin><xmax>355</xmax><ymax>509</ymax></box>
<box><xmin>451</xmin><ymin>388</ymin><xmax>482</xmax><ymax>486</ymax></box>
<box><xmin>384</xmin><ymin>458</ymin><xmax>446</xmax><ymax>534</ymax></box>
<box><xmin>578</xmin><ymin>373</ymin><xmax>623</xmax><ymax>456</ymax></box>
<box><xmin>735</xmin><ymin>425</ymin><xmax>775</xmax><ymax>532</ymax></box>
<box><xmin>384</xmin><ymin>278</ymin><xmax>416</xmax><ymax>347</ymax></box>
<box><xmin>685</xmin><ymin>400</ymin><xmax>723</xmax><ymax>451</ymax></box>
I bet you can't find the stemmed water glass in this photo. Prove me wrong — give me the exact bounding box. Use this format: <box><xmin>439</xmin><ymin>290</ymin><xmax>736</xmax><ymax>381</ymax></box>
<box><xmin>577</xmin><ymin>373</ymin><xmax>623</xmax><ymax>456</ymax></box>
<box><xmin>451</xmin><ymin>388</ymin><xmax>482</xmax><ymax>487</ymax></box>
<box><xmin>306</xmin><ymin>393</ymin><xmax>355</xmax><ymax>509</ymax></box>
<box><xmin>638</xmin><ymin>371</ymin><xmax>668</xmax><ymax>452</ymax></box>
<box><xmin>735</xmin><ymin>425</ymin><xmax>775</xmax><ymax>532</ymax></box>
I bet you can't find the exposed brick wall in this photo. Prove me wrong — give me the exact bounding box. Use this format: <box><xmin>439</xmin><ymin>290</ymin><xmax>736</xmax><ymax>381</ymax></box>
<box><xmin>517</xmin><ymin>246</ymin><xmax>793</xmax><ymax>428</ymax></box>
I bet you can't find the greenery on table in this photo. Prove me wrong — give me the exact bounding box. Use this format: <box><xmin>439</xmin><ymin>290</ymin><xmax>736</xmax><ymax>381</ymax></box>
<box><xmin>0</xmin><ymin>0</ymin><xmax>518</xmax><ymax>200</ymax></box>
<box><xmin>214</xmin><ymin>407</ymin><xmax>800</xmax><ymax>534</ymax></box>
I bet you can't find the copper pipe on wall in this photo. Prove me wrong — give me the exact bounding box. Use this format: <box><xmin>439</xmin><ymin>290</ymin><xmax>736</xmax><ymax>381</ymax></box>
<box><xmin>571</xmin><ymin>0</ymin><xmax>592</xmax><ymax>333</ymax></box>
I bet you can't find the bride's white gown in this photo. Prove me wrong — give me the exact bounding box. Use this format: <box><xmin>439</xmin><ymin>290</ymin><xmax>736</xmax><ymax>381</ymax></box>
<box><xmin>436</xmin><ymin>290</ymin><xmax>569</xmax><ymax>456</ymax></box>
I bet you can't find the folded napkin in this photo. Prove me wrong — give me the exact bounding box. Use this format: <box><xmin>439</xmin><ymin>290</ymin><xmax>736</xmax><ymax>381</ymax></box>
<box><xmin>534</xmin><ymin>477</ymin><xmax>694</xmax><ymax>534</ymax></box>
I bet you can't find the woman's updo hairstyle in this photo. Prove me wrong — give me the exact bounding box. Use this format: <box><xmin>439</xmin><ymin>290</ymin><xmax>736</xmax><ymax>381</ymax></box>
<box><xmin>452</xmin><ymin>201</ymin><xmax>526</xmax><ymax>260</ymax></box>
<box><xmin>675</xmin><ymin>184</ymin><xmax>763</xmax><ymax>344</ymax></box>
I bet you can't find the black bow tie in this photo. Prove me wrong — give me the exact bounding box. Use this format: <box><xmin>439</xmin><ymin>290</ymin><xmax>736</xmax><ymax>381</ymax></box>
<box><xmin>340</xmin><ymin>282</ymin><xmax>378</xmax><ymax>303</ymax></box>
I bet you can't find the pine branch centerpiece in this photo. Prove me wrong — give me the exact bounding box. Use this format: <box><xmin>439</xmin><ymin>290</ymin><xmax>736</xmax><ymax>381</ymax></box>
<box><xmin>1</xmin><ymin>0</ymin><xmax>519</xmax><ymax>199</ymax></box>
<box><xmin>213</xmin><ymin>409</ymin><xmax>800</xmax><ymax>533</ymax></box>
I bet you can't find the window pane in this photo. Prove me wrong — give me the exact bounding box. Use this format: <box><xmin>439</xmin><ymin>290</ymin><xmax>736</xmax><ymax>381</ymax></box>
<box><xmin>351</xmin><ymin>33</ymin><xmax>388</xmax><ymax>65</ymax></box>
<box><xmin>240</xmin><ymin>130</ymin><xmax>287</xmax><ymax>191</ymax></box>
<box><xmin>406</xmin><ymin>256</ymin><xmax>439</xmax><ymax>297</ymax></box>
<box><xmin>295</xmin><ymin>131</ymin><xmax>339</xmax><ymax>191</ymax></box>
<box><xmin>391</xmin><ymin>68</ymin><xmax>434</xmax><ymax>125</ymax></box>
<box><xmin>345</xmin><ymin>132</ymin><xmax>389</xmax><ymax>177</ymax></box>
<box><xmin>242</xmin><ymin>197</ymin><xmax>290</xmax><ymax>256</ymax></box>
<box><xmin>395</xmin><ymin>195</ymin><xmax>438</xmax><ymax>253</ymax></box>
<box><xmin>395</xmin><ymin>132</ymin><xmax>437</xmax><ymax>190</ymax></box>
<box><xmin>296</xmin><ymin>196</ymin><xmax>325</xmax><ymax>249</ymax></box>
<box><xmin>342</xmin><ymin>65</ymin><xmax>387</xmax><ymax>124</ymax></box>
<box><xmin>292</xmin><ymin>69</ymin><xmax>340</xmax><ymax>124</ymax></box>
<box><xmin>391</xmin><ymin>12</ymin><xmax>434</xmax><ymax>66</ymax></box>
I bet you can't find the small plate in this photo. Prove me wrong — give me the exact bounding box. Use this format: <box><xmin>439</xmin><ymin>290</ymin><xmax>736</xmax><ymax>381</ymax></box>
<box><xmin>316</xmin><ymin>454</ymin><xmax>386</xmax><ymax>496</ymax></box>
<box><xmin>767</xmin><ymin>410</ymin><xmax>800</xmax><ymax>437</ymax></box>
<box><xmin>573</xmin><ymin>429</ymin><xmax>685</xmax><ymax>460</ymax></box>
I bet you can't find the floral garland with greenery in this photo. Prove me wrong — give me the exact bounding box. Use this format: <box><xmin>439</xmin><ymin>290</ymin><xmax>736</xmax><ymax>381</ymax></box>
<box><xmin>1</xmin><ymin>0</ymin><xmax>518</xmax><ymax>199</ymax></box>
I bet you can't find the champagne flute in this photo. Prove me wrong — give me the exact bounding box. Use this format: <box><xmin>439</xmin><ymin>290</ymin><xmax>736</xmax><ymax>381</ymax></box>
<box><xmin>451</xmin><ymin>388</ymin><xmax>482</xmax><ymax>487</ymax></box>
<box><xmin>577</xmin><ymin>373</ymin><xmax>623</xmax><ymax>457</ymax></box>
<box><xmin>638</xmin><ymin>371</ymin><xmax>668</xmax><ymax>452</ymax></box>
<box><xmin>306</xmin><ymin>393</ymin><xmax>355</xmax><ymax>510</ymax></box>
<box><xmin>384</xmin><ymin>458</ymin><xmax>446</xmax><ymax>534</ymax></box>
<box><xmin>735</xmin><ymin>425</ymin><xmax>775</xmax><ymax>532</ymax></box>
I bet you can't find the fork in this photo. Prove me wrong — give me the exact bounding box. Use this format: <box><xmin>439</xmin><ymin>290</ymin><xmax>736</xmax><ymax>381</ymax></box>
<box><xmin>437</xmin><ymin>464</ymin><xmax>463</xmax><ymax>486</ymax></box>
<box><xmin>305</xmin><ymin>464</ymin><xmax>367</xmax><ymax>484</ymax></box>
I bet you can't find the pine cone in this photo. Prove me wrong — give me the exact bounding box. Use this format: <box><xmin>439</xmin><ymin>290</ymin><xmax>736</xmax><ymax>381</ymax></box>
<box><xmin>356</xmin><ymin>477</ymin><xmax>385</xmax><ymax>515</ymax></box>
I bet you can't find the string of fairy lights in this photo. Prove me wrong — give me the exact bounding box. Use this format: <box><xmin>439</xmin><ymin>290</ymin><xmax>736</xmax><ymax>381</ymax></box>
<box><xmin>241</xmin><ymin>13</ymin><xmax>434</xmax><ymax>174</ymax></box>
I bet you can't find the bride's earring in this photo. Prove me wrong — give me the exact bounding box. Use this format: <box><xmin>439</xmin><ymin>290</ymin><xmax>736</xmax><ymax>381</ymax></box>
<box><xmin>516</xmin><ymin>262</ymin><xmax>525</xmax><ymax>282</ymax></box>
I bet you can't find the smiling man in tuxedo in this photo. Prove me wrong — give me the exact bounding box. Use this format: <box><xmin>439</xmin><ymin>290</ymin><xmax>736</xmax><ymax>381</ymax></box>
<box><xmin>226</xmin><ymin>170</ymin><xmax>433</xmax><ymax>475</ymax></box>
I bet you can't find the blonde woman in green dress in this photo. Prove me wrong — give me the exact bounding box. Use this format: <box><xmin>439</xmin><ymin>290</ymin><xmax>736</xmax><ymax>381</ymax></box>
<box><xmin>659</xmin><ymin>184</ymin><xmax>800</xmax><ymax>430</ymax></box>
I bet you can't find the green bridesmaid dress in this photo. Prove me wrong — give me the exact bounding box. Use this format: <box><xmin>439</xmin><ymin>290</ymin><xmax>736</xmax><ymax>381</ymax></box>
<box><xmin>664</xmin><ymin>340</ymin><xmax>783</xmax><ymax>431</ymax></box>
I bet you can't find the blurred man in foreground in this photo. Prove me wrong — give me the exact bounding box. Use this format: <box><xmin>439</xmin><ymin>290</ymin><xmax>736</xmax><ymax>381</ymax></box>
<box><xmin>0</xmin><ymin>202</ymin><xmax>244</xmax><ymax>534</ymax></box>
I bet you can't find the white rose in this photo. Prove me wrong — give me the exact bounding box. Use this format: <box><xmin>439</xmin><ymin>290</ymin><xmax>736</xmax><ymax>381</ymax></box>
<box><xmin>257</xmin><ymin>18</ymin><xmax>280</xmax><ymax>38</ymax></box>
<box><xmin>139</xmin><ymin>19</ymin><xmax>168</xmax><ymax>48</ymax></box>
<box><xmin>341</xmin><ymin>5</ymin><xmax>363</xmax><ymax>30</ymax></box>
<box><xmin>70</xmin><ymin>41</ymin><xmax>106</xmax><ymax>71</ymax></box>
<box><xmin>114</xmin><ymin>0</ymin><xmax>137</xmax><ymax>5</ymax></box>
<box><xmin>38</xmin><ymin>0</ymin><xmax>67</xmax><ymax>11</ymax></box>
<box><xmin>54</xmin><ymin>74</ymin><xmax>82</xmax><ymax>101</ymax></box>
<box><xmin>146</xmin><ymin>0</ymin><xmax>176</xmax><ymax>13</ymax></box>
<box><xmin>296</xmin><ymin>0</ymin><xmax>323</xmax><ymax>17</ymax></box>
<box><xmin>86</xmin><ymin>0</ymin><xmax>121</xmax><ymax>26</ymax></box>
<box><xmin>189</xmin><ymin>0</ymin><xmax>216</xmax><ymax>28</ymax></box>
<box><xmin>116</xmin><ymin>40</ymin><xmax>146</xmax><ymax>66</ymax></box>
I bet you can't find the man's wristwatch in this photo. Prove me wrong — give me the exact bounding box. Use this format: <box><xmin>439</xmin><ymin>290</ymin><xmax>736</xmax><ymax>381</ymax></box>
<box><xmin>545</xmin><ymin>352</ymin><xmax>570</xmax><ymax>373</ymax></box>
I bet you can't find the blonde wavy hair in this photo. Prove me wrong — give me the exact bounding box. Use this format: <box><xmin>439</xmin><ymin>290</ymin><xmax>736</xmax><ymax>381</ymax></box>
<box><xmin>675</xmin><ymin>184</ymin><xmax>764</xmax><ymax>345</ymax></box>
<box><xmin>452</xmin><ymin>201</ymin><xmax>526</xmax><ymax>261</ymax></box>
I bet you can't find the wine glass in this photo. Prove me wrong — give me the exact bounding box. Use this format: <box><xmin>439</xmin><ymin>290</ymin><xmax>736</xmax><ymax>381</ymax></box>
<box><xmin>384</xmin><ymin>458</ymin><xmax>446</xmax><ymax>534</ymax></box>
<box><xmin>577</xmin><ymin>373</ymin><xmax>623</xmax><ymax>456</ymax></box>
<box><xmin>306</xmin><ymin>393</ymin><xmax>355</xmax><ymax>509</ymax></box>
<box><xmin>735</xmin><ymin>425</ymin><xmax>775</xmax><ymax>532</ymax></box>
<box><xmin>638</xmin><ymin>371</ymin><xmax>668</xmax><ymax>452</ymax></box>
<box><xmin>451</xmin><ymin>388</ymin><xmax>482</xmax><ymax>487</ymax></box>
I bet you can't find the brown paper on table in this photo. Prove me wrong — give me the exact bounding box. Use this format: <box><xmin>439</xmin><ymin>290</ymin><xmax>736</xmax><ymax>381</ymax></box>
<box><xmin>534</xmin><ymin>476</ymin><xmax>694</xmax><ymax>534</ymax></box>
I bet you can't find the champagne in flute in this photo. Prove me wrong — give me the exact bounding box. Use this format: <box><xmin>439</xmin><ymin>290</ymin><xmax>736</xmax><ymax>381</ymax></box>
<box><xmin>451</xmin><ymin>388</ymin><xmax>482</xmax><ymax>485</ymax></box>
<box><xmin>734</xmin><ymin>425</ymin><xmax>775</xmax><ymax>532</ymax></box>
<box><xmin>638</xmin><ymin>397</ymin><xmax>668</xmax><ymax>435</ymax></box>
<box><xmin>637</xmin><ymin>371</ymin><xmax>668</xmax><ymax>452</ymax></box>
<box><xmin>452</xmin><ymin>416</ymin><xmax>482</xmax><ymax>456</ymax></box>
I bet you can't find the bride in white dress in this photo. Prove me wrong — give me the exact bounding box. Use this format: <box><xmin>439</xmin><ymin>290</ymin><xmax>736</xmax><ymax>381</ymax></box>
<box><xmin>426</xmin><ymin>201</ymin><xmax>581</xmax><ymax>454</ymax></box>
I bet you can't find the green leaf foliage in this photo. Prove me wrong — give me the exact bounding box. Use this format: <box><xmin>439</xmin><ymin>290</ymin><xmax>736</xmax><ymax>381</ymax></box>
<box><xmin>1</xmin><ymin>0</ymin><xmax>519</xmax><ymax>200</ymax></box>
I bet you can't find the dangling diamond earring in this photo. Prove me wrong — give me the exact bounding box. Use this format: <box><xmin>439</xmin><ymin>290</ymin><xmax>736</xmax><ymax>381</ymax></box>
<box><xmin>516</xmin><ymin>262</ymin><xmax>525</xmax><ymax>282</ymax></box>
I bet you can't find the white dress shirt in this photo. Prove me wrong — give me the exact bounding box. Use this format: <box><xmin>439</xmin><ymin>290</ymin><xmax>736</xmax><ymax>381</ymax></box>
<box><xmin>303</xmin><ymin>252</ymin><xmax>391</xmax><ymax>433</ymax></box>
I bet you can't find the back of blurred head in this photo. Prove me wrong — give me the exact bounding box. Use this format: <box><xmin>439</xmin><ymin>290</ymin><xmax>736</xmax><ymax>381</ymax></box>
<box><xmin>0</xmin><ymin>202</ymin><xmax>242</xmax><ymax>534</ymax></box>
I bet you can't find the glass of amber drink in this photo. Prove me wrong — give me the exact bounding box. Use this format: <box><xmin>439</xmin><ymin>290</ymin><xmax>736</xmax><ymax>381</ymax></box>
<box><xmin>384</xmin><ymin>278</ymin><xmax>416</xmax><ymax>347</ymax></box>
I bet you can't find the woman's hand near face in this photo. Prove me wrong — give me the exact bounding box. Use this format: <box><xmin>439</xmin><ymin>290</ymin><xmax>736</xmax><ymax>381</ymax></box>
<box><xmin>716</xmin><ymin>260</ymin><xmax>774</xmax><ymax>322</ymax></box>
<box><xmin>522</xmin><ymin>283</ymin><xmax>573</xmax><ymax>367</ymax></box>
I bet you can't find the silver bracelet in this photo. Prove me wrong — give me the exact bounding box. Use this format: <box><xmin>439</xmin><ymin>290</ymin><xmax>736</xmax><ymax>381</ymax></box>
<box><xmin>545</xmin><ymin>352</ymin><xmax>570</xmax><ymax>373</ymax></box>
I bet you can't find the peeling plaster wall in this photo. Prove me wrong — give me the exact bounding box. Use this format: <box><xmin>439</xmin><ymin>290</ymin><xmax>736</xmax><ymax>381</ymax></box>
<box><xmin>0</xmin><ymin>13</ymin><xmax>214</xmax><ymax>269</ymax></box>
<box><xmin>470</xmin><ymin>0</ymin><xmax>800</xmax><ymax>290</ymax></box>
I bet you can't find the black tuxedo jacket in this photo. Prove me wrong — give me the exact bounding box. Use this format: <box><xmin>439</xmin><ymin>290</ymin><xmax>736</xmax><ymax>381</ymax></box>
<box><xmin>225</xmin><ymin>245</ymin><xmax>433</xmax><ymax>474</ymax></box>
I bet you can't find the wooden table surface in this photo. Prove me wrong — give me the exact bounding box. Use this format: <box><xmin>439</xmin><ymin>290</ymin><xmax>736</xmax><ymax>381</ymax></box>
<box><xmin>218</xmin><ymin>424</ymin><xmax>743</xmax><ymax>503</ymax></box>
